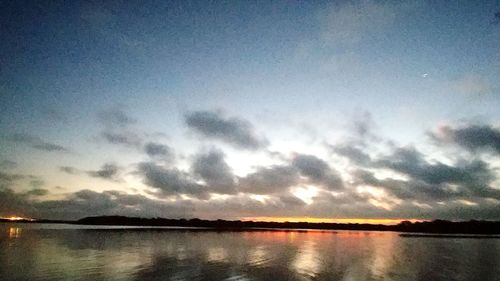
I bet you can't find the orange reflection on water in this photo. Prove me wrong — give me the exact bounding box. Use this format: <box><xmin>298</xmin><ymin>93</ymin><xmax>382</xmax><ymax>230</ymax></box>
<box><xmin>334</xmin><ymin>231</ymin><xmax>392</xmax><ymax>238</ymax></box>
<box><xmin>369</xmin><ymin>232</ymin><xmax>397</xmax><ymax>277</ymax></box>
<box><xmin>291</xmin><ymin>240</ymin><xmax>320</xmax><ymax>277</ymax></box>
<box><xmin>241</xmin><ymin>229</ymin><xmax>336</xmax><ymax>244</ymax></box>
<box><xmin>8</xmin><ymin>227</ymin><xmax>21</xmax><ymax>238</ymax></box>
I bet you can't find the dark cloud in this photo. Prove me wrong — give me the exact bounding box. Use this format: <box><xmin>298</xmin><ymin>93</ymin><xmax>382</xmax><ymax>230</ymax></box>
<box><xmin>6</xmin><ymin>133</ymin><xmax>70</xmax><ymax>152</ymax></box>
<box><xmin>185</xmin><ymin>111</ymin><xmax>267</xmax><ymax>150</ymax></box>
<box><xmin>292</xmin><ymin>154</ymin><xmax>343</xmax><ymax>190</ymax></box>
<box><xmin>193</xmin><ymin>193</ymin><xmax>309</xmax><ymax>219</ymax></box>
<box><xmin>98</xmin><ymin>108</ymin><xmax>136</xmax><ymax>128</ymax></box>
<box><xmin>0</xmin><ymin>188</ymin><xmax>35</xmax><ymax>217</ymax></box>
<box><xmin>239</xmin><ymin>165</ymin><xmax>299</xmax><ymax>195</ymax></box>
<box><xmin>140</xmin><ymin>150</ymin><xmax>343</xmax><ymax>197</ymax></box>
<box><xmin>3</xmin><ymin>118</ymin><xmax>500</xmax><ymax>221</ymax></box>
<box><xmin>0</xmin><ymin>171</ymin><xmax>25</xmax><ymax>187</ymax></box>
<box><xmin>191</xmin><ymin>149</ymin><xmax>236</xmax><ymax>194</ymax></box>
<box><xmin>278</xmin><ymin>194</ymin><xmax>307</xmax><ymax>207</ymax></box>
<box><xmin>331</xmin><ymin>144</ymin><xmax>371</xmax><ymax>165</ymax></box>
<box><xmin>0</xmin><ymin>187</ymin><xmax>49</xmax><ymax>217</ymax></box>
<box><xmin>348</xmin><ymin>111</ymin><xmax>380</xmax><ymax>145</ymax></box>
<box><xmin>0</xmin><ymin>188</ymin><xmax>193</xmax><ymax>220</ymax></box>
<box><xmin>429</xmin><ymin>124</ymin><xmax>500</xmax><ymax>154</ymax></box>
<box><xmin>137</xmin><ymin>162</ymin><xmax>208</xmax><ymax>199</ymax></box>
<box><xmin>139</xmin><ymin>150</ymin><xmax>345</xmax><ymax>197</ymax></box>
<box><xmin>144</xmin><ymin>142</ymin><xmax>173</xmax><ymax>161</ymax></box>
<box><xmin>29</xmin><ymin>179</ymin><xmax>44</xmax><ymax>188</ymax></box>
<box><xmin>87</xmin><ymin>163</ymin><xmax>121</xmax><ymax>181</ymax></box>
<box><xmin>31</xmin><ymin>189</ymin><xmax>290</xmax><ymax>220</ymax></box>
<box><xmin>98</xmin><ymin>108</ymin><xmax>143</xmax><ymax>148</ymax></box>
<box><xmin>101</xmin><ymin>131</ymin><xmax>142</xmax><ymax>148</ymax></box>
<box><xmin>353</xmin><ymin>112</ymin><xmax>374</xmax><ymax>138</ymax></box>
<box><xmin>26</xmin><ymin>188</ymin><xmax>49</xmax><ymax>196</ymax></box>
<box><xmin>59</xmin><ymin>166</ymin><xmax>79</xmax><ymax>175</ymax></box>
<box><xmin>379</xmin><ymin>147</ymin><xmax>492</xmax><ymax>186</ymax></box>
<box><xmin>365</xmin><ymin>146</ymin><xmax>500</xmax><ymax>201</ymax></box>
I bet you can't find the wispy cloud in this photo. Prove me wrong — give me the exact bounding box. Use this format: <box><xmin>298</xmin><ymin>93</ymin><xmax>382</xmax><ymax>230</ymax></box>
<box><xmin>429</xmin><ymin>123</ymin><xmax>500</xmax><ymax>154</ymax></box>
<box><xmin>185</xmin><ymin>110</ymin><xmax>268</xmax><ymax>150</ymax></box>
<box><xmin>97</xmin><ymin>108</ymin><xmax>143</xmax><ymax>148</ymax></box>
<box><xmin>59</xmin><ymin>166</ymin><xmax>80</xmax><ymax>175</ymax></box>
<box><xmin>6</xmin><ymin>133</ymin><xmax>70</xmax><ymax>153</ymax></box>
<box><xmin>87</xmin><ymin>163</ymin><xmax>122</xmax><ymax>181</ymax></box>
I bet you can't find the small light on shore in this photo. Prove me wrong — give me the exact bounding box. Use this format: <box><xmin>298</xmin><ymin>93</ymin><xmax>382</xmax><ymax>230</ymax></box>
<box><xmin>1</xmin><ymin>216</ymin><xmax>34</xmax><ymax>221</ymax></box>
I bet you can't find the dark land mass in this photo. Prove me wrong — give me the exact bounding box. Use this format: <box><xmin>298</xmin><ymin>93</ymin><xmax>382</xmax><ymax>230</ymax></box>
<box><xmin>400</xmin><ymin>233</ymin><xmax>500</xmax><ymax>239</ymax></box>
<box><xmin>3</xmin><ymin>216</ymin><xmax>500</xmax><ymax>235</ymax></box>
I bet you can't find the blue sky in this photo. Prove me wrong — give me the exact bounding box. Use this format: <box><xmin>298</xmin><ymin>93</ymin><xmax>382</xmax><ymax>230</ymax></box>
<box><xmin>1</xmin><ymin>0</ymin><xmax>499</xmax><ymax>221</ymax></box>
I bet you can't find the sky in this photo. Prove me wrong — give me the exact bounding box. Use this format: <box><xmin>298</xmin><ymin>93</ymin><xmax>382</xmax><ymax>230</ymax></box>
<box><xmin>1</xmin><ymin>0</ymin><xmax>500</xmax><ymax>222</ymax></box>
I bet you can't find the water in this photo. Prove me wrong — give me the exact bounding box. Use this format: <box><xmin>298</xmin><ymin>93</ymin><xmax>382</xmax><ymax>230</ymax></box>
<box><xmin>0</xmin><ymin>223</ymin><xmax>499</xmax><ymax>281</ymax></box>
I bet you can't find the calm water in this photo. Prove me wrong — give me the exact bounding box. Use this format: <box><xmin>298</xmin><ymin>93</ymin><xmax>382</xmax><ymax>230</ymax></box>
<box><xmin>0</xmin><ymin>223</ymin><xmax>499</xmax><ymax>281</ymax></box>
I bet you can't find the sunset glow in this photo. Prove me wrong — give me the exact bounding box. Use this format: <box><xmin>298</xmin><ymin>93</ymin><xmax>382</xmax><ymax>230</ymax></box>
<box><xmin>1</xmin><ymin>216</ymin><xmax>33</xmax><ymax>221</ymax></box>
<box><xmin>240</xmin><ymin>217</ymin><xmax>424</xmax><ymax>225</ymax></box>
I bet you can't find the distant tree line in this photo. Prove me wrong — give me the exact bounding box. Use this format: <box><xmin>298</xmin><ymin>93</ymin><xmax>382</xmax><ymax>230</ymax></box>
<box><xmin>75</xmin><ymin>216</ymin><xmax>500</xmax><ymax>234</ymax></box>
<box><xmin>2</xmin><ymin>216</ymin><xmax>499</xmax><ymax>234</ymax></box>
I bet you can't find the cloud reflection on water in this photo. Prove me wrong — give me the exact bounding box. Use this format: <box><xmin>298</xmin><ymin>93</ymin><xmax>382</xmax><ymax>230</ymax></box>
<box><xmin>0</xmin><ymin>226</ymin><xmax>499</xmax><ymax>281</ymax></box>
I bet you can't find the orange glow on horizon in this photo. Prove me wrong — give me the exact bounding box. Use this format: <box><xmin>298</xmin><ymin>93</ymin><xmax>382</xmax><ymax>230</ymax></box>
<box><xmin>240</xmin><ymin>217</ymin><xmax>424</xmax><ymax>225</ymax></box>
<box><xmin>1</xmin><ymin>216</ymin><xmax>34</xmax><ymax>221</ymax></box>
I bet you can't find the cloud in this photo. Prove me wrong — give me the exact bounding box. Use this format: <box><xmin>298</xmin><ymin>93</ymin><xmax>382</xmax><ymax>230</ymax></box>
<box><xmin>239</xmin><ymin>165</ymin><xmax>299</xmax><ymax>195</ymax></box>
<box><xmin>144</xmin><ymin>142</ymin><xmax>174</xmax><ymax>162</ymax></box>
<box><xmin>0</xmin><ymin>188</ymin><xmax>35</xmax><ymax>217</ymax></box>
<box><xmin>370</xmin><ymin>146</ymin><xmax>499</xmax><ymax>201</ymax></box>
<box><xmin>292</xmin><ymin>154</ymin><xmax>343</xmax><ymax>190</ymax></box>
<box><xmin>429</xmin><ymin>124</ymin><xmax>500</xmax><ymax>154</ymax></box>
<box><xmin>29</xmin><ymin>179</ymin><xmax>44</xmax><ymax>189</ymax></box>
<box><xmin>0</xmin><ymin>171</ymin><xmax>25</xmax><ymax>185</ymax></box>
<box><xmin>0</xmin><ymin>188</ymin><xmax>193</xmax><ymax>220</ymax></box>
<box><xmin>0</xmin><ymin>187</ymin><xmax>50</xmax><ymax>217</ymax></box>
<box><xmin>98</xmin><ymin>108</ymin><xmax>137</xmax><ymax>128</ymax></box>
<box><xmin>3</xmin><ymin>114</ymin><xmax>500</xmax><ymax>221</ymax></box>
<box><xmin>450</xmin><ymin>74</ymin><xmax>493</xmax><ymax>96</ymax></box>
<box><xmin>191</xmin><ymin>148</ymin><xmax>236</xmax><ymax>194</ymax></box>
<box><xmin>59</xmin><ymin>166</ymin><xmax>80</xmax><ymax>175</ymax></box>
<box><xmin>98</xmin><ymin>108</ymin><xmax>143</xmax><ymax>148</ymax></box>
<box><xmin>87</xmin><ymin>163</ymin><xmax>121</xmax><ymax>181</ymax></box>
<box><xmin>101</xmin><ymin>131</ymin><xmax>142</xmax><ymax>147</ymax></box>
<box><xmin>185</xmin><ymin>110</ymin><xmax>267</xmax><ymax>150</ymax></box>
<box><xmin>278</xmin><ymin>194</ymin><xmax>308</xmax><ymax>207</ymax></box>
<box><xmin>26</xmin><ymin>188</ymin><xmax>49</xmax><ymax>196</ymax></box>
<box><xmin>331</xmin><ymin>144</ymin><xmax>371</xmax><ymax>165</ymax></box>
<box><xmin>137</xmin><ymin>162</ymin><xmax>208</xmax><ymax>199</ymax></box>
<box><xmin>6</xmin><ymin>133</ymin><xmax>70</xmax><ymax>152</ymax></box>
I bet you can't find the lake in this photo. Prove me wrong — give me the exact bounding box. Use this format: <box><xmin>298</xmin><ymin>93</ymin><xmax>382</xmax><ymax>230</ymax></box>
<box><xmin>0</xmin><ymin>223</ymin><xmax>499</xmax><ymax>281</ymax></box>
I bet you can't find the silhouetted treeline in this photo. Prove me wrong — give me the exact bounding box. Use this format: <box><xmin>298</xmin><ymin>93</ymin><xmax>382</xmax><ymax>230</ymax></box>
<box><xmin>394</xmin><ymin>219</ymin><xmax>500</xmax><ymax>234</ymax></box>
<box><xmin>2</xmin><ymin>216</ymin><xmax>498</xmax><ymax>234</ymax></box>
<box><xmin>73</xmin><ymin>216</ymin><xmax>500</xmax><ymax>234</ymax></box>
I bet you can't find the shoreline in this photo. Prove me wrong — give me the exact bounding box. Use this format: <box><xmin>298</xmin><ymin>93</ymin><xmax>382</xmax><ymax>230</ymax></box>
<box><xmin>2</xmin><ymin>216</ymin><xmax>500</xmax><ymax>235</ymax></box>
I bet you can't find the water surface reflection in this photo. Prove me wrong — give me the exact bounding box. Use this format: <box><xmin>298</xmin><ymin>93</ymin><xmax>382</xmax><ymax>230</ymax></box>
<box><xmin>0</xmin><ymin>224</ymin><xmax>498</xmax><ymax>281</ymax></box>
